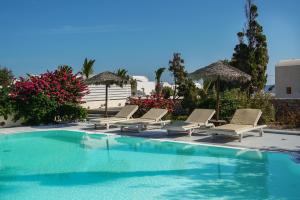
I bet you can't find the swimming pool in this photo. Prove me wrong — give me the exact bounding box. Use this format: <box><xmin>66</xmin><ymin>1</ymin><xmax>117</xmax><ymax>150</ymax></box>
<box><xmin>0</xmin><ymin>130</ymin><xmax>299</xmax><ymax>200</ymax></box>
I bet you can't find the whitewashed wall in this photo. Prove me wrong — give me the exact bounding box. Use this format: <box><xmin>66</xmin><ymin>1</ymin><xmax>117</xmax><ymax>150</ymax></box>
<box><xmin>136</xmin><ymin>81</ymin><xmax>155</xmax><ymax>96</ymax></box>
<box><xmin>276</xmin><ymin>64</ymin><xmax>300</xmax><ymax>99</ymax></box>
<box><xmin>82</xmin><ymin>84</ymin><xmax>131</xmax><ymax>109</ymax></box>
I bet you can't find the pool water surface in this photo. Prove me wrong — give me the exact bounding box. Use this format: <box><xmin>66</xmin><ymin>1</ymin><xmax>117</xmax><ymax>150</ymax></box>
<box><xmin>0</xmin><ymin>130</ymin><xmax>299</xmax><ymax>200</ymax></box>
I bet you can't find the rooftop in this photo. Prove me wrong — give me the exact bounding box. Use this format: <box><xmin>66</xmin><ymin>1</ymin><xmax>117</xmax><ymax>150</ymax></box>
<box><xmin>276</xmin><ymin>59</ymin><xmax>300</xmax><ymax>67</ymax></box>
<box><xmin>132</xmin><ymin>75</ymin><xmax>150</xmax><ymax>82</ymax></box>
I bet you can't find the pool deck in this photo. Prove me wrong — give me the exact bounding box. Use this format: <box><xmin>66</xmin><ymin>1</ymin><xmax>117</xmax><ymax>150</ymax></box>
<box><xmin>1</xmin><ymin>123</ymin><xmax>300</xmax><ymax>153</ymax></box>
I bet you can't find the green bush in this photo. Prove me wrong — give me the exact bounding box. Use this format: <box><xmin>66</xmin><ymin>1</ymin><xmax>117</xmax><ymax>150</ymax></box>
<box><xmin>0</xmin><ymin>87</ymin><xmax>14</xmax><ymax>120</ymax></box>
<box><xmin>248</xmin><ymin>92</ymin><xmax>275</xmax><ymax>124</ymax></box>
<box><xmin>219</xmin><ymin>89</ymin><xmax>248</xmax><ymax>120</ymax></box>
<box><xmin>13</xmin><ymin>94</ymin><xmax>87</xmax><ymax>125</ymax></box>
<box><xmin>162</xmin><ymin>86</ymin><xmax>173</xmax><ymax>99</ymax></box>
<box><xmin>198</xmin><ymin>89</ymin><xmax>275</xmax><ymax>124</ymax></box>
<box><xmin>55</xmin><ymin>104</ymin><xmax>87</xmax><ymax>122</ymax></box>
<box><xmin>14</xmin><ymin>94</ymin><xmax>58</xmax><ymax>125</ymax></box>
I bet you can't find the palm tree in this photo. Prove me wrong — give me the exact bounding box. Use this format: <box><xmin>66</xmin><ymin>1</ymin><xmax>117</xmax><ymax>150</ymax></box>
<box><xmin>155</xmin><ymin>67</ymin><xmax>165</xmax><ymax>95</ymax></box>
<box><xmin>81</xmin><ymin>58</ymin><xmax>95</xmax><ymax>79</ymax></box>
<box><xmin>116</xmin><ymin>68</ymin><xmax>137</xmax><ymax>95</ymax></box>
<box><xmin>116</xmin><ymin>68</ymin><xmax>129</xmax><ymax>80</ymax></box>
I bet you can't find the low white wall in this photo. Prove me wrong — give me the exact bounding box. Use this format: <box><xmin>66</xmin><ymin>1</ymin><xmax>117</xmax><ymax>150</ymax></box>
<box><xmin>82</xmin><ymin>84</ymin><xmax>131</xmax><ymax>109</ymax></box>
<box><xmin>82</xmin><ymin>99</ymin><xmax>127</xmax><ymax>109</ymax></box>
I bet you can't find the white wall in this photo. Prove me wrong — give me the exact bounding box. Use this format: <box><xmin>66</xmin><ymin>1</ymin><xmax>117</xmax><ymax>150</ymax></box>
<box><xmin>82</xmin><ymin>84</ymin><xmax>131</xmax><ymax>109</ymax></box>
<box><xmin>275</xmin><ymin>63</ymin><xmax>300</xmax><ymax>99</ymax></box>
<box><xmin>136</xmin><ymin>81</ymin><xmax>155</xmax><ymax>96</ymax></box>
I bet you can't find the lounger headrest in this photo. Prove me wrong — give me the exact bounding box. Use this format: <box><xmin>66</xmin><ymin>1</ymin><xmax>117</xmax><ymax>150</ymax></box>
<box><xmin>186</xmin><ymin>109</ymin><xmax>215</xmax><ymax>124</ymax></box>
<box><xmin>230</xmin><ymin>109</ymin><xmax>262</xmax><ymax>126</ymax></box>
<box><xmin>140</xmin><ymin>108</ymin><xmax>168</xmax><ymax>121</ymax></box>
<box><xmin>115</xmin><ymin>105</ymin><xmax>139</xmax><ymax>118</ymax></box>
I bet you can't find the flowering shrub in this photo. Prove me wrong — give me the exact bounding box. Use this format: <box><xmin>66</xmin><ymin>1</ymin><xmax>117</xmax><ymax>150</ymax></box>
<box><xmin>127</xmin><ymin>94</ymin><xmax>179</xmax><ymax>117</ymax></box>
<box><xmin>11</xmin><ymin>67</ymin><xmax>89</xmax><ymax>125</ymax></box>
<box><xmin>11</xmin><ymin>68</ymin><xmax>88</xmax><ymax>104</ymax></box>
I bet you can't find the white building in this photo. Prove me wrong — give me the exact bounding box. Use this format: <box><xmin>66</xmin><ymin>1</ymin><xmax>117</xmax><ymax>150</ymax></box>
<box><xmin>275</xmin><ymin>59</ymin><xmax>300</xmax><ymax>99</ymax></box>
<box><xmin>82</xmin><ymin>84</ymin><xmax>131</xmax><ymax>109</ymax></box>
<box><xmin>132</xmin><ymin>76</ymin><xmax>156</xmax><ymax>96</ymax></box>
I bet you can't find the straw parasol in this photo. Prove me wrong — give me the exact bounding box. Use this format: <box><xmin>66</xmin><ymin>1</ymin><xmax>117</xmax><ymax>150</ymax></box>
<box><xmin>85</xmin><ymin>71</ymin><xmax>124</xmax><ymax>117</ymax></box>
<box><xmin>189</xmin><ymin>60</ymin><xmax>251</xmax><ymax>120</ymax></box>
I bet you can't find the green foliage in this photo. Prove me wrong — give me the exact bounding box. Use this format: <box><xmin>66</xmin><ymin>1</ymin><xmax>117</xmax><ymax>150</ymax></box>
<box><xmin>168</xmin><ymin>53</ymin><xmax>198</xmax><ymax>111</ymax></box>
<box><xmin>0</xmin><ymin>67</ymin><xmax>14</xmax><ymax>87</ymax></box>
<box><xmin>13</xmin><ymin>94</ymin><xmax>88</xmax><ymax>125</ymax></box>
<box><xmin>10</xmin><ymin>67</ymin><xmax>88</xmax><ymax>125</ymax></box>
<box><xmin>198</xmin><ymin>89</ymin><xmax>275</xmax><ymax>124</ymax></box>
<box><xmin>0</xmin><ymin>87</ymin><xmax>14</xmax><ymax>119</ymax></box>
<box><xmin>219</xmin><ymin>89</ymin><xmax>248</xmax><ymax>120</ymax></box>
<box><xmin>168</xmin><ymin>53</ymin><xmax>186</xmax><ymax>98</ymax></box>
<box><xmin>58</xmin><ymin>65</ymin><xmax>73</xmax><ymax>73</ymax></box>
<box><xmin>116</xmin><ymin>68</ymin><xmax>129</xmax><ymax>80</ymax></box>
<box><xmin>116</xmin><ymin>68</ymin><xmax>137</xmax><ymax>95</ymax></box>
<box><xmin>178</xmin><ymin>78</ymin><xmax>198</xmax><ymax>112</ymax></box>
<box><xmin>231</xmin><ymin>0</ymin><xmax>268</xmax><ymax>93</ymax></box>
<box><xmin>14</xmin><ymin>94</ymin><xmax>58</xmax><ymax>125</ymax></box>
<box><xmin>198</xmin><ymin>80</ymin><xmax>213</xmax><ymax>99</ymax></box>
<box><xmin>55</xmin><ymin>104</ymin><xmax>87</xmax><ymax>122</ymax></box>
<box><xmin>82</xmin><ymin>58</ymin><xmax>95</xmax><ymax>79</ymax></box>
<box><xmin>162</xmin><ymin>86</ymin><xmax>173</xmax><ymax>99</ymax></box>
<box><xmin>154</xmin><ymin>67</ymin><xmax>165</xmax><ymax>94</ymax></box>
<box><xmin>130</xmin><ymin>78</ymin><xmax>137</xmax><ymax>96</ymax></box>
<box><xmin>247</xmin><ymin>92</ymin><xmax>275</xmax><ymax>124</ymax></box>
<box><xmin>0</xmin><ymin>67</ymin><xmax>15</xmax><ymax>120</ymax></box>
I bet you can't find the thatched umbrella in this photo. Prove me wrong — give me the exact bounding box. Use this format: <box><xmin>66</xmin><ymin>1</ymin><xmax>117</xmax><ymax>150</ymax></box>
<box><xmin>85</xmin><ymin>71</ymin><xmax>124</xmax><ymax>117</ymax></box>
<box><xmin>189</xmin><ymin>60</ymin><xmax>251</xmax><ymax>120</ymax></box>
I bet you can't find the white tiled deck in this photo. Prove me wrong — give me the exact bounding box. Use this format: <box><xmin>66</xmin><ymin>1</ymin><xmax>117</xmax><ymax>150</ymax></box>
<box><xmin>1</xmin><ymin>123</ymin><xmax>300</xmax><ymax>152</ymax></box>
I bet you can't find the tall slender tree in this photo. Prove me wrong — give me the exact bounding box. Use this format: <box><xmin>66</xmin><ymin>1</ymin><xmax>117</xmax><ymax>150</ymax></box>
<box><xmin>154</xmin><ymin>67</ymin><xmax>165</xmax><ymax>95</ymax></box>
<box><xmin>231</xmin><ymin>0</ymin><xmax>268</xmax><ymax>93</ymax></box>
<box><xmin>81</xmin><ymin>58</ymin><xmax>95</xmax><ymax>79</ymax></box>
<box><xmin>168</xmin><ymin>53</ymin><xmax>198</xmax><ymax>111</ymax></box>
<box><xmin>168</xmin><ymin>53</ymin><xmax>186</xmax><ymax>99</ymax></box>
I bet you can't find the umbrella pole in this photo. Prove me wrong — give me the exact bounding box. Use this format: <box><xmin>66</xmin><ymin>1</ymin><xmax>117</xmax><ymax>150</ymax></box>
<box><xmin>216</xmin><ymin>76</ymin><xmax>220</xmax><ymax>121</ymax></box>
<box><xmin>105</xmin><ymin>84</ymin><xmax>108</xmax><ymax>117</ymax></box>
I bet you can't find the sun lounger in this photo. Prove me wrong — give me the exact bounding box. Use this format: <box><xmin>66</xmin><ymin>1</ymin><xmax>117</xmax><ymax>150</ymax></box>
<box><xmin>165</xmin><ymin>109</ymin><xmax>215</xmax><ymax>136</ymax></box>
<box><xmin>115</xmin><ymin>108</ymin><xmax>169</xmax><ymax>132</ymax></box>
<box><xmin>208</xmin><ymin>109</ymin><xmax>267</xmax><ymax>142</ymax></box>
<box><xmin>89</xmin><ymin>105</ymin><xmax>138</xmax><ymax>129</ymax></box>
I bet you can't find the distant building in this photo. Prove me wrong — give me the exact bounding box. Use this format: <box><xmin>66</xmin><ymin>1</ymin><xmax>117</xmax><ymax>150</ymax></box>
<box><xmin>132</xmin><ymin>76</ymin><xmax>155</xmax><ymax>96</ymax></box>
<box><xmin>275</xmin><ymin>59</ymin><xmax>300</xmax><ymax>99</ymax></box>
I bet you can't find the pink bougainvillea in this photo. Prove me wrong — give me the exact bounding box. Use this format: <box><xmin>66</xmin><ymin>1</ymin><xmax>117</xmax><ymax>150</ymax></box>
<box><xmin>11</xmin><ymin>68</ymin><xmax>89</xmax><ymax>104</ymax></box>
<box><xmin>127</xmin><ymin>94</ymin><xmax>180</xmax><ymax>116</ymax></box>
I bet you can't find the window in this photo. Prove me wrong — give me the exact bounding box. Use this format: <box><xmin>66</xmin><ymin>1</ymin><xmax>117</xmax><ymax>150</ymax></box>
<box><xmin>286</xmin><ymin>87</ymin><xmax>292</xmax><ymax>94</ymax></box>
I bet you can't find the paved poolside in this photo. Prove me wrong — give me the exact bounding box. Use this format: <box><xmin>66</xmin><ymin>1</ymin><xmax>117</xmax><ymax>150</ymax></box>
<box><xmin>1</xmin><ymin>123</ymin><xmax>300</xmax><ymax>153</ymax></box>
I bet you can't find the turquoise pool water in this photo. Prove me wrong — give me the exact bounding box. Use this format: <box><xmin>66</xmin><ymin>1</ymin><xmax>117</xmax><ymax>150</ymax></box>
<box><xmin>0</xmin><ymin>130</ymin><xmax>300</xmax><ymax>200</ymax></box>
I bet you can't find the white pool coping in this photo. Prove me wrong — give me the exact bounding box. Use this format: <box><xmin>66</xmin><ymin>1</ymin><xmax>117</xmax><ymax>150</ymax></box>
<box><xmin>1</xmin><ymin>123</ymin><xmax>300</xmax><ymax>152</ymax></box>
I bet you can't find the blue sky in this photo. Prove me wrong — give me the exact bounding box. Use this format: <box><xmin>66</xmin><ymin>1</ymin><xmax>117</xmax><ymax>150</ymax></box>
<box><xmin>0</xmin><ymin>0</ymin><xmax>299</xmax><ymax>84</ymax></box>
